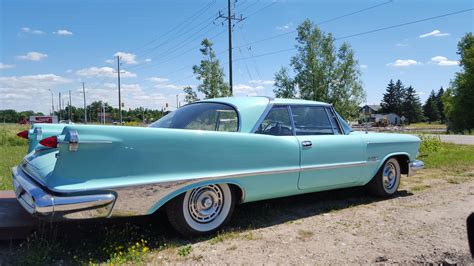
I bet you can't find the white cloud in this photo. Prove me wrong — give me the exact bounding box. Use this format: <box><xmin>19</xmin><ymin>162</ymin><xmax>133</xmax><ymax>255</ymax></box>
<box><xmin>75</xmin><ymin>67</ymin><xmax>136</xmax><ymax>78</ymax></box>
<box><xmin>147</xmin><ymin>77</ymin><xmax>169</xmax><ymax>83</ymax></box>
<box><xmin>419</xmin><ymin>30</ymin><xmax>450</xmax><ymax>38</ymax></box>
<box><xmin>360</xmin><ymin>64</ymin><xmax>368</xmax><ymax>69</ymax></box>
<box><xmin>396</xmin><ymin>43</ymin><xmax>408</xmax><ymax>47</ymax></box>
<box><xmin>276</xmin><ymin>23</ymin><xmax>293</xmax><ymax>31</ymax></box>
<box><xmin>105</xmin><ymin>59</ymin><xmax>114</xmax><ymax>64</ymax></box>
<box><xmin>16</xmin><ymin>51</ymin><xmax>48</xmax><ymax>61</ymax></box>
<box><xmin>387</xmin><ymin>59</ymin><xmax>420</xmax><ymax>67</ymax></box>
<box><xmin>0</xmin><ymin>63</ymin><xmax>15</xmax><ymax>70</ymax></box>
<box><xmin>53</xmin><ymin>29</ymin><xmax>73</xmax><ymax>36</ymax></box>
<box><xmin>248</xmin><ymin>80</ymin><xmax>274</xmax><ymax>86</ymax></box>
<box><xmin>114</xmin><ymin>52</ymin><xmax>137</xmax><ymax>65</ymax></box>
<box><xmin>0</xmin><ymin>74</ymin><xmax>72</xmax><ymax>112</ymax></box>
<box><xmin>430</xmin><ymin>56</ymin><xmax>459</xmax><ymax>66</ymax></box>
<box><xmin>144</xmin><ymin>58</ymin><xmax>152</xmax><ymax>62</ymax></box>
<box><xmin>234</xmin><ymin>84</ymin><xmax>266</xmax><ymax>96</ymax></box>
<box><xmin>20</xmin><ymin>27</ymin><xmax>44</xmax><ymax>35</ymax></box>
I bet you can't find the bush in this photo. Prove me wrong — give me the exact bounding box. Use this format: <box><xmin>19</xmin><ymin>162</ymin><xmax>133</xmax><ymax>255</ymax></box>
<box><xmin>419</xmin><ymin>135</ymin><xmax>442</xmax><ymax>154</ymax></box>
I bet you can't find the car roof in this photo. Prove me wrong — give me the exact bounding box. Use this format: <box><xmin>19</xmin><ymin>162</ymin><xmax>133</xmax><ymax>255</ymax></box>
<box><xmin>199</xmin><ymin>96</ymin><xmax>331</xmax><ymax>132</ymax></box>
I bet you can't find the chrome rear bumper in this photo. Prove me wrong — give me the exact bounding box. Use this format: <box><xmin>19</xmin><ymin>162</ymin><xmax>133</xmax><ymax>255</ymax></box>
<box><xmin>11</xmin><ymin>166</ymin><xmax>115</xmax><ymax>220</ymax></box>
<box><xmin>408</xmin><ymin>160</ymin><xmax>424</xmax><ymax>176</ymax></box>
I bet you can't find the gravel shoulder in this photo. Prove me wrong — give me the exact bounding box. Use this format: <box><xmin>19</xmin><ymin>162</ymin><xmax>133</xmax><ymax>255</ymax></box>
<box><xmin>154</xmin><ymin>177</ymin><xmax>474</xmax><ymax>264</ymax></box>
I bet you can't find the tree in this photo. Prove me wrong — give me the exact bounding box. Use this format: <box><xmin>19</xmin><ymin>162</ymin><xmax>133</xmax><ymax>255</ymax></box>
<box><xmin>435</xmin><ymin>87</ymin><xmax>445</xmax><ymax>122</ymax></box>
<box><xmin>423</xmin><ymin>90</ymin><xmax>440</xmax><ymax>122</ymax></box>
<box><xmin>273</xmin><ymin>67</ymin><xmax>296</xmax><ymax>98</ymax></box>
<box><xmin>192</xmin><ymin>38</ymin><xmax>231</xmax><ymax>99</ymax></box>
<box><xmin>447</xmin><ymin>32</ymin><xmax>474</xmax><ymax>132</ymax></box>
<box><xmin>287</xmin><ymin>20</ymin><xmax>365</xmax><ymax>119</ymax></box>
<box><xmin>402</xmin><ymin>86</ymin><xmax>424</xmax><ymax>123</ymax></box>
<box><xmin>183</xmin><ymin>86</ymin><xmax>199</xmax><ymax>103</ymax></box>
<box><xmin>380</xmin><ymin>79</ymin><xmax>405</xmax><ymax>116</ymax></box>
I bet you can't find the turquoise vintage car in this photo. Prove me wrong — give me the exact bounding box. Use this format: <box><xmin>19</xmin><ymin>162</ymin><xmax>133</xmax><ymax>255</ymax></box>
<box><xmin>12</xmin><ymin>97</ymin><xmax>424</xmax><ymax>235</ymax></box>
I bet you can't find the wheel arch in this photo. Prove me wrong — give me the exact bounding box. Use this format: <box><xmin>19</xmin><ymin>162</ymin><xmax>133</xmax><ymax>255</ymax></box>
<box><xmin>377</xmin><ymin>152</ymin><xmax>410</xmax><ymax>176</ymax></box>
<box><xmin>146</xmin><ymin>180</ymin><xmax>246</xmax><ymax>215</ymax></box>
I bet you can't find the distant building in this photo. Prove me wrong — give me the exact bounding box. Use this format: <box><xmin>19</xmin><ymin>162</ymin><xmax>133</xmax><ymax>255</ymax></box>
<box><xmin>373</xmin><ymin>113</ymin><xmax>402</xmax><ymax>126</ymax></box>
<box><xmin>360</xmin><ymin>105</ymin><xmax>402</xmax><ymax>126</ymax></box>
<box><xmin>360</xmin><ymin>104</ymin><xmax>381</xmax><ymax>115</ymax></box>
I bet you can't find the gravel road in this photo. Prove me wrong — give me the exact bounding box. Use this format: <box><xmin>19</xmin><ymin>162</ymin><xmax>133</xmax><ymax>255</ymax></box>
<box><xmin>152</xmin><ymin>180</ymin><xmax>474</xmax><ymax>264</ymax></box>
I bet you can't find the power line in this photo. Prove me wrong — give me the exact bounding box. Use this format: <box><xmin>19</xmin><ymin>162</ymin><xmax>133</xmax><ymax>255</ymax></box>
<box><xmin>233</xmin><ymin>8</ymin><xmax>474</xmax><ymax>62</ymax></box>
<box><xmin>231</xmin><ymin>0</ymin><xmax>394</xmax><ymax>52</ymax></box>
<box><xmin>132</xmin><ymin>0</ymin><xmax>217</xmax><ymax>56</ymax></box>
<box><xmin>336</xmin><ymin>8</ymin><xmax>473</xmax><ymax>40</ymax></box>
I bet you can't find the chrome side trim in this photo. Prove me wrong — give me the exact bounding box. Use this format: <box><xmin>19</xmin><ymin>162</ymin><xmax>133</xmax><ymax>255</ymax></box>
<box><xmin>111</xmin><ymin>161</ymin><xmax>368</xmax><ymax>216</ymax></box>
<box><xmin>14</xmin><ymin>160</ymin><xmax>369</xmax><ymax>219</ymax></box>
<box><xmin>301</xmin><ymin>161</ymin><xmax>368</xmax><ymax>171</ymax></box>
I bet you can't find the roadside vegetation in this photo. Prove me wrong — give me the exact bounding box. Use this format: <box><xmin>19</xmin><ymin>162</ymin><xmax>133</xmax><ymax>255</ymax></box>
<box><xmin>0</xmin><ymin>123</ymin><xmax>28</xmax><ymax>190</ymax></box>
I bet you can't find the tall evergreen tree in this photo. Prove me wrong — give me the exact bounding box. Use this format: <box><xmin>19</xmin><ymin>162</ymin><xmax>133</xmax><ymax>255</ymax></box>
<box><xmin>402</xmin><ymin>86</ymin><xmax>424</xmax><ymax>123</ymax></box>
<box><xmin>273</xmin><ymin>67</ymin><xmax>296</xmax><ymax>98</ymax></box>
<box><xmin>380</xmin><ymin>79</ymin><xmax>405</xmax><ymax>116</ymax></box>
<box><xmin>435</xmin><ymin>87</ymin><xmax>445</xmax><ymax>122</ymax></box>
<box><xmin>288</xmin><ymin>20</ymin><xmax>365</xmax><ymax>119</ymax></box>
<box><xmin>423</xmin><ymin>90</ymin><xmax>440</xmax><ymax>122</ymax></box>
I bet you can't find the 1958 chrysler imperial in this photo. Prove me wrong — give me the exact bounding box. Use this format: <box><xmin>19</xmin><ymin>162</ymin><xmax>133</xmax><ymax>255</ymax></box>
<box><xmin>12</xmin><ymin>97</ymin><xmax>424</xmax><ymax>235</ymax></box>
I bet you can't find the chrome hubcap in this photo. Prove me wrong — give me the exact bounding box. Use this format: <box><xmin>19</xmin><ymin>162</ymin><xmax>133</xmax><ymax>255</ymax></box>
<box><xmin>188</xmin><ymin>185</ymin><xmax>224</xmax><ymax>223</ymax></box>
<box><xmin>383</xmin><ymin>162</ymin><xmax>397</xmax><ymax>190</ymax></box>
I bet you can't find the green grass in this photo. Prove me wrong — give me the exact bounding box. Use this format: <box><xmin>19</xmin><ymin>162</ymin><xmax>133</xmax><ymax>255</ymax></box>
<box><xmin>408</xmin><ymin>122</ymin><xmax>447</xmax><ymax>129</ymax></box>
<box><xmin>420</xmin><ymin>143</ymin><xmax>474</xmax><ymax>172</ymax></box>
<box><xmin>0</xmin><ymin>124</ymin><xmax>29</xmax><ymax>190</ymax></box>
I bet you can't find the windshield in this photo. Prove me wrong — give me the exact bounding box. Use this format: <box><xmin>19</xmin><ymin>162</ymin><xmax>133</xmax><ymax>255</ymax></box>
<box><xmin>149</xmin><ymin>102</ymin><xmax>239</xmax><ymax>132</ymax></box>
<box><xmin>336</xmin><ymin>112</ymin><xmax>353</xmax><ymax>134</ymax></box>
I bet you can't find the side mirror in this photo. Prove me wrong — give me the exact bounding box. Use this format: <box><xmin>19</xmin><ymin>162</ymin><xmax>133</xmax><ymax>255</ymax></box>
<box><xmin>468</xmin><ymin>213</ymin><xmax>474</xmax><ymax>258</ymax></box>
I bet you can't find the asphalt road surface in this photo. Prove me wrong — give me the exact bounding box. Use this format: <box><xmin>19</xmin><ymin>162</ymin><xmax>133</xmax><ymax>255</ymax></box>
<box><xmin>438</xmin><ymin>135</ymin><xmax>474</xmax><ymax>145</ymax></box>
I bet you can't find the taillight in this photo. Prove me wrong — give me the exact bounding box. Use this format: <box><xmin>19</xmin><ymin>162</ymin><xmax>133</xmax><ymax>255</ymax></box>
<box><xmin>17</xmin><ymin>130</ymin><xmax>29</xmax><ymax>139</ymax></box>
<box><xmin>39</xmin><ymin>136</ymin><xmax>58</xmax><ymax>148</ymax></box>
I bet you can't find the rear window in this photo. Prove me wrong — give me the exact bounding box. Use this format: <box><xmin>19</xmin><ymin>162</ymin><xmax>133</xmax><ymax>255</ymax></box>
<box><xmin>149</xmin><ymin>103</ymin><xmax>238</xmax><ymax>132</ymax></box>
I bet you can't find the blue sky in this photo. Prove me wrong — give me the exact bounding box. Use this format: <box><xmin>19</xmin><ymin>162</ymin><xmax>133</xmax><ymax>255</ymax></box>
<box><xmin>0</xmin><ymin>0</ymin><xmax>473</xmax><ymax>114</ymax></box>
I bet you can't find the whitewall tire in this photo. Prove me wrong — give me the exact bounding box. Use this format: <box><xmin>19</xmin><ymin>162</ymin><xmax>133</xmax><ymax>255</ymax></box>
<box><xmin>166</xmin><ymin>184</ymin><xmax>235</xmax><ymax>236</ymax></box>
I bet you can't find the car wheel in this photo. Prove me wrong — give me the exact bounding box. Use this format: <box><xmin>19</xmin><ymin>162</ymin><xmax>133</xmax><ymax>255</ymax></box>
<box><xmin>166</xmin><ymin>184</ymin><xmax>235</xmax><ymax>236</ymax></box>
<box><xmin>367</xmin><ymin>158</ymin><xmax>401</xmax><ymax>197</ymax></box>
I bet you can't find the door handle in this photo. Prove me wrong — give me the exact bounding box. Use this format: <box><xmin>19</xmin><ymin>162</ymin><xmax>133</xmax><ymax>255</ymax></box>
<box><xmin>301</xmin><ymin>140</ymin><xmax>312</xmax><ymax>147</ymax></box>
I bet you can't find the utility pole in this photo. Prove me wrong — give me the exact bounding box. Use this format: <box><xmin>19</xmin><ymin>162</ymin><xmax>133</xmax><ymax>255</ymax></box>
<box><xmin>68</xmin><ymin>90</ymin><xmax>72</xmax><ymax>122</ymax></box>
<box><xmin>82</xmin><ymin>82</ymin><xmax>87</xmax><ymax>123</ymax></box>
<box><xmin>48</xmin><ymin>89</ymin><xmax>54</xmax><ymax>116</ymax></box>
<box><xmin>117</xmin><ymin>56</ymin><xmax>123</xmax><ymax>124</ymax></box>
<box><xmin>217</xmin><ymin>0</ymin><xmax>245</xmax><ymax>95</ymax></box>
<box><xmin>58</xmin><ymin>92</ymin><xmax>62</xmax><ymax>121</ymax></box>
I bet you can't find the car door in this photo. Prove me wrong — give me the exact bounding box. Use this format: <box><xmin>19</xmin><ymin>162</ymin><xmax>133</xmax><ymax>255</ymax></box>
<box><xmin>290</xmin><ymin>105</ymin><xmax>366</xmax><ymax>190</ymax></box>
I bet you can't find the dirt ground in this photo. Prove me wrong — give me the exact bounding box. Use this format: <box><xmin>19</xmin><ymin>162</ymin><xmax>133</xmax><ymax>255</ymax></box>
<box><xmin>154</xmin><ymin>179</ymin><xmax>474</xmax><ymax>264</ymax></box>
<box><xmin>0</xmin><ymin>171</ymin><xmax>473</xmax><ymax>264</ymax></box>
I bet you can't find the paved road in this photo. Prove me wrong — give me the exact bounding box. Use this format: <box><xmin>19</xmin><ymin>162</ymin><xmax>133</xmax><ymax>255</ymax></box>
<box><xmin>437</xmin><ymin>135</ymin><xmax>474</xmax><ymax>145</ymax></box>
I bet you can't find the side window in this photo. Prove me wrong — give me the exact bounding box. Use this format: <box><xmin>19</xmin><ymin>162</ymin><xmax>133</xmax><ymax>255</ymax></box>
<box><xmin>325</xmin><ymin>107</ymin><xmax>342</xmax><ymax>135</ymax></box>
<box><xmin>255</xmin><ymin>106</ymin><xmax>293</xmax><ymax>136</ymax></box>
<box><xmin>291</xmin><ymin>106</ymin><xmax>334</xmax><ymax>135</ymax></box>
